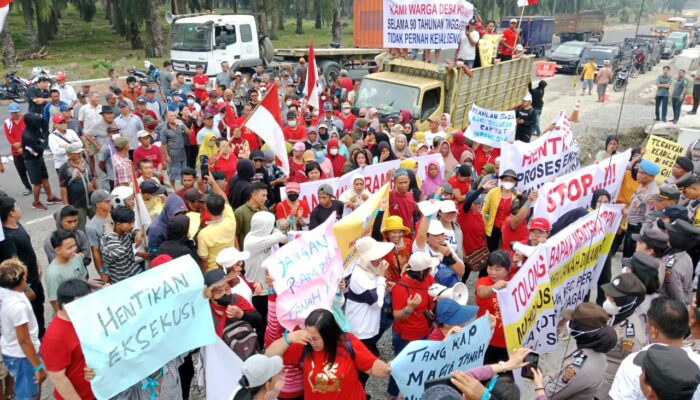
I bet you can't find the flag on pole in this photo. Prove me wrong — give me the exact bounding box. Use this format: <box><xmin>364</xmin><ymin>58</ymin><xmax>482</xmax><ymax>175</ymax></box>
<box><xmin>243</xmin><ymin>84</ymin><xmax>290</xmax><ymax>175</ymax></box>
<box><xmin>304</xmin><ymin>41</ymin><xmax>320</xmax><ymax>111</ymax></box>
<box><xmin>224</xmin><ymin>104</ymin><xmax>237</xmax><ymax>140</ymax></box>
<box><xmin>517</xmin><ymin>0</ymin><xmax>538</xmax><ymax>5</ymax></box>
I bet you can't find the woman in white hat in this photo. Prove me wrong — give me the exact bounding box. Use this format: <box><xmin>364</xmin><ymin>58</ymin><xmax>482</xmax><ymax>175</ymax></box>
<box><xmin>216</xmin><ymin>247</ymin><xmax>261</xmax><ymax>305</ymax></box>
<box><xmin>345</xmin><ymin>237</ymin><xmax>395</xmax><ymax>387</ymax></box>
<box><xmin>232</xmin><ymin>354</ymin><xmax>284</xmax><ymax>400</ymax></box>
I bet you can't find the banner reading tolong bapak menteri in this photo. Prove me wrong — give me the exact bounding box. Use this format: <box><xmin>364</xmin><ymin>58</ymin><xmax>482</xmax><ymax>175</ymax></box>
<box><xmin>383</xmin><ymin>0</ymin><xmax>474</xmax><ymax>49</ymax></box>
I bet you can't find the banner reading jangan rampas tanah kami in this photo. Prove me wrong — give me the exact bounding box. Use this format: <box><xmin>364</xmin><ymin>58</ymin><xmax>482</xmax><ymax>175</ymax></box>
<box><xmin>500</xmin><ymin>114</ymin><xmax>580</xmax><ymax>193</ymax></box>
<box><xmin>383</xmin><ymin>0</ymin><xmax>474</xmax><ymax>49</ymax></box>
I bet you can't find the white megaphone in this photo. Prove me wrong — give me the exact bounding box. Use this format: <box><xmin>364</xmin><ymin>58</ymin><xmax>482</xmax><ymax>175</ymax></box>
<box><xmin>427</xmin><ymin>282</ymin><xmax>469</xmax><ymax>305</ymax></box>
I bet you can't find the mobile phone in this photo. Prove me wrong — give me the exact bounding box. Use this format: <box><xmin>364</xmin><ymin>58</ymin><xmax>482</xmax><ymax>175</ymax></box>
<box><xmin>200</xmin><ymin>155</ymin><xmax>209</xmax><ymax>178</ymax></box>
<box><xmin>521</xmin><ymin>351</ymin><xmax>540</xmax><ymax>379</ymax></box>
<box><xmin>424</xmin><ymin>377</ymin><xmax>460</xmax><ymax>392</ymax></box>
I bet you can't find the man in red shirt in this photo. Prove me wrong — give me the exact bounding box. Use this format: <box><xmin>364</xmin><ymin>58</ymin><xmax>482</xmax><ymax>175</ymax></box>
<box><xmin>282</xmin><ymin>111</ymin><xmax>306</xmax><ymax>144</ymax></box>
<box><xmin>133</xmin><ymin>130</ymin><xmax>164</xmax><ymax>175</ymax></box>
<box><xmin>41</xmin><ymin>279</ymin><xmax>95</xmax><ymax>400</ymax></box>
<box><xmin>192</xmin><ymin>64</ymin><xmax>209</xmax><ymax>102</ymax></box>
<box><xmin>3</xmin><ymin>102</ymin><xmax>32</xmax><ymax>194</ymax></box>
<box><xmin>500</xmin><ymin>19</ymin><xmax>519</xmax><ymax>61</ymax></box>
<box><xmin>133</xmin><ymin>97</ymin><xmax>158</xmax><ymax>121</ymax></box>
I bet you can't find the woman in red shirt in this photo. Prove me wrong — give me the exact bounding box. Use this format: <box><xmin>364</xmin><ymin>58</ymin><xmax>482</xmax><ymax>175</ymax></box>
<box><xmin>288</xmin><ymin>142</ymin><xmax>307</xmax><ymax>181</ymax></box>
<box><xmin>266</xmin><ymin>309</ymin><xmax>391</xmax><ymax>400</ymax></box>
<box><xmin>389</xmin><ymin>252</ymin><xmax>437</xmax><ymax>397</ymax></box>
<box><xmin>210</xmin><ymin>139</ymin><xmax>238</xmax><ymax>181</ymax></box>
<box><xmin>473</xmin><ymin>143</ymin><xmax>500</xmax><ymax>175</ymax></box>
<box><xmin>475</xmin><ymin>250</ymin><xmax>512</xmax><ymax>366</ymax></box>
<box><xmin>275</xmin><ymin>182</ymin><xmax>310</xmax><ymax>233</ymax></box>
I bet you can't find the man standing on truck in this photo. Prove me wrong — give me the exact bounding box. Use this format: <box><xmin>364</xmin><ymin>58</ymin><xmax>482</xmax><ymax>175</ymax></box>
<box><xmin>455</xmin><ymin>19</ymin><xmax>480</xmax><ymax>68</ymax></box>
<box><xmin>515</xmin><ymin>95</ymin><xmax>536</xmax><ymax>143</ymax></box>
<box><xmin>580</xmin><ymin>57</ymin><xmax>598</xmax><ymax>96</ymax></box>
<box><xmin>499</xmin><ymin>18</ymin><xmax>519</xmax><ymax>61</ymax></box>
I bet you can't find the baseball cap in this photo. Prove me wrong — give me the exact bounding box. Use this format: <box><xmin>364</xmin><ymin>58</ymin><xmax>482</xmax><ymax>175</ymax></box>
<box><xmin>439</xmin><ymin>200</ymin><xmax>458</xmax><ymax>214</ymax></box>
<box><xmin>621</xmin><ymin>251</ymin><xmax>660</xmax><ymax>270</ymax></box>
<box><xmin>113</xmin><ymin>136</ymin><xmax>129</xmax><ymax>149</ymax></box>
<box><xmin>529</xmin><ymin>217</ymin><xmax>551</xmax><ymax>232</ymax></box>
<box><xmin>601</xmin><ymin>273</ymin><xmax>646</xmax><ymax>298</ymax></box>
<box><xmin>183</xmin><ymin>188</ymin><xmax>206</xmax><ymax>202</ymax></box>
<box><xmin>440</xmin><ymin>183</ymin><xmax>454</xmax><ymax>194</ymax></box>
<box><xmin>406</xmin><ymin>252</ymin><xmax>440</xmax><ymax>272</ymax></box>
<box><xmin>140</xmin><ymin>180</ymin><xmax>166</xmax><ymax>195</ymax></box>
<box><xmin>356</xmin><ymin>237</ymin><xmax>395</xmax><ymax>263</ymax></box>
<box><xmin>59</xmin><ymin>104</ymin><xmax>73</xmax><ymax>112</ymax></box>
<box><xmin>639</xmin><ymin>160</ymin><xmax>661</xmax><ymax>176</ymax></box>
<box><xmin>651</xmin><ymin>184</ymin><xmax>681</xmax><ymax>202</ymax></box>
<box><xmin>509</xmin><ymin>18</ymin><xmax>518</xmax><ymax>23</ymax></box>
<box><xmin>523</xmin><ymin>94</ymin><xmax>533</xmax><ymax>102</ymax></box>
<box><xmin>65</xmin><ymin>142</ymin><xmax>84</xmax><ymax>154</ymax></box>
<box><xmin>52</xmin><ymin>115</ymin><xmax>66</xmax><ymax>124</ymax></box>
<box><xmin>634</xmin><ymin>345</ymin><xmax>700</xmax><ymax>399</ymax></box>
<box><xmin>118</xmin><ymin>100</ymin><xmax>130</xmax><ymax>108</ymax></box>
<box><xmin>146</xmin><ymin>87</ymin><xmax>157</xmax><ymax>93</ymax></box>
<box><xmin>208</xmin><ymin>90</ymin><xmax>218</xmax><ymax>97</ymax></box>
<box><xmin>285</xmin><ymin>182</ymin><xmax>301</xmax><ymax>194</ymax></box>
<box><xmin>250</xmin><ymin>150</ymin><xmax>265</xmax><ymax>161</ymax></box>
<box><xmin>77</xmin><ymin>92</ymin><xmax>86</xmax><ymax>98</ymax></box>
<box><xmin>137</xmin><ymin>130</ymin><xmax>151</xmax><ymax>138</ymax></box>
<box><xmin>427</xmin><ymin>219</ymin><xmax>448</xmax><ymax>236</ymax></box>
<box><xmin>7</xmin><ymin>103</ymin><xmax>21</xmax><ymax>113</ymax></box>
<box><xmin>342</xmin><ymin>102</ymin><xmax>351</xmax><ymax>109</ymax></box>
<box><xmin>90</xmin><ymin>190</ymin><xmax>113</xmax><ymax>204</ymax></box>
<box><xmin>55</xmin><ymin>72</ymin><xmax>66</xmax><ymax>81</ymax></box>
<box><xmin>293</xmin><ymin>142</ymin><xmax>306</xmax><ymax>152</ymax></box>
<box><xmin>302</xmin><ymin>150</ymin><xmax>316</xmax><ymax>162</ymax></box>
<box><xmin>111</xmin><ymin>186</ymin><xmax>134</xmax><ymax>208</ymax></box>
<box><xmin>435</xmin><ymin>298</ymin><xmax>478</xmax><ymax>326</ymax></box>
<box><xmin>99</xmin><ymin>105</ymin><xmax>113</xmax><ymax>114</ymax></box>
<box><xmin>457</xmin><ymin>165</ymin><xmax>471</xmax><ymax>177</ymax></box>
<box><xmin>560</xmin><ymin>302</ymin><xmax>610</xmax><ymax>330</ymax></box>
<box><xmin>234</xmin><ymin>71</ymin><xmax>242</xmax><ymax>76</ymax></box>
<box><xmin>241</xmin><ymin>354</ymin><xmax>284</xmax><ymax>388</ymax></box>
<box><xmin>216</xmin><ymin>247</ymin><xmax>251</xmax><ymax>271</ymax></box>
<box><xmin>318</xmin><ymin>184</ymin><xmax>334</xmax><ymax>196</ymax></box>
<box><xmin>631</xmin><ymin>229</ymin><xmax>669</xmax><ymax>249</ymax></box>
<box><xmin>136</xmin><ymin>97</ymin><xmax>146</xmax><ymax>104</ymax></box>
<box><xmin>323</xmin><ymin>102</ymin><xmax>333</xmax><ymax>112</ymax></box>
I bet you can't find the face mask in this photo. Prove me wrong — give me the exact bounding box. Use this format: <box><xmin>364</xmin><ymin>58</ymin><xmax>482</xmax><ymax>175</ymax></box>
<box><xmin>566</xmin><ymin>320</ymin><xmax>602</xmax><ymax>338</ymax></box>
<box><xmin>187</xmin><ymin>99</ymin><xmax>195</xmax><ymax>105</ymax></box>
<box><xmin>315</xmin><ymin>150</ymin><xmax>325</xmax><ymax>159</ymax></box>
<box><xmin>288</xmin><ymin>121</ymin><xmax>297</xmax><ymax>128</ymax></box>
<box><xmin>330</xmin><ymin>148</ymin><xmax>339</xmax><ymax>156</ymax></box>
<box><xmin>286</xmin><ymin>100</ymin><xmax>292</xmax><ymax>106</ymax></box>
<box><xmin>602</xmin><ymin>299</ymin><xmax>620</xmax><ymax>315</ymax></box>
<box><xmin>501</xmin><ymin>181</ymin><xmax>515</xmax><ymax>190</ymax></box>
<box><xmin>343</xmin><ymin>108</ymin><xmax>351</xmax><ymax>114</ymax></box>
<box><xmin>287</xmin><ymin>193</ymin><xmax>299</xmax><ymax>202</ymax></box>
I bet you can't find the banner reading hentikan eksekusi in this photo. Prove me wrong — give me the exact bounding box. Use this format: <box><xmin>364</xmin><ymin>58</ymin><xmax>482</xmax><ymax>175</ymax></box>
<box><xmin>532</xmin><ymin>149</ymin><xmax>630</xmax><ymax>224</ymax></box>
<box><xmin>263</xmin><ymin>216</ymin><xmax>344</xmax><ymax>330</ymax></box>
<box><xmin>500</xmin><ymin>114</ymin><xmax>580</xmax><ymax>193</ymax></box>
<box><xmin>391</xmin><ymin>315</ymin><xmax>491</xmax><ymax>400</ymax></box>
<box><xmin>643</xmin><ymin>134</ymin><xmax>685</xmax><ymax>184</ymax></box>
<box><xmin>544</xmin><ymin>204</ymin><xmax>623</xmax><ymax>318</ymax></box>
<box><xmin>283</xmin><ymin>154</ymin><xmax>441</xmax><ymax>209</ymax></box>
<box><xmin>65</xmin><ymin>256</ymin><xmax>216</xmax><ymax>400</ymax></box>
<box><xmin>496</xmin><ymin>246</ymin><xmax>557</xmax><ymax>355</ymax></box>
<box><xmin>333</xmin><ymin>183</ymin><xmax>390</xmax><ymax>270</ymax></box>
<box><xmin>383</xmin><ymin>0</ymin><xmax>474</xmax><ymax>49</ymax></box>
<box><xmin>465</xmin><ymin>104</ymin><xmax>516</xmax><ymax>148</ymax></box>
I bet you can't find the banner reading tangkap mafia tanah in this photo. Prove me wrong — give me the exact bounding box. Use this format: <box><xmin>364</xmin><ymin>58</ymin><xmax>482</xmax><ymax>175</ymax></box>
<box><xmin>383</xmin><ymin>0</ymin><xmax>474</xmax><ymax>49</ymax></box>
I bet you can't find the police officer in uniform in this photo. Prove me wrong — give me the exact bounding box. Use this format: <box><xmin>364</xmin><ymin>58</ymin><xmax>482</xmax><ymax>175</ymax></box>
<box><xmin>535</xmin><ymin>303</ymin><xmax>618</xmax><ymax>400</ymax></box>
<box><xmin>621</xmin><ymin>252</ymin><xmax>662</xmax><ymax>333</ymax></box>
<box><xmin>596</xmin><ymin>273</ymin><xmax>648</xmax><ymax>400</ymax></box>
<box><xmin>676</xmin><ymin>174</ymin><xmax>700</xmax><ymax>224</ymax></box>
<box><xmin>623</xmin><ymin>160</ymin><xmax>661</xmax><ymax>257</ymax></box>
<box><xmin>661</xmin><ymin>219</ymin><xmax>700</xmax><ymax>305</ymax></box>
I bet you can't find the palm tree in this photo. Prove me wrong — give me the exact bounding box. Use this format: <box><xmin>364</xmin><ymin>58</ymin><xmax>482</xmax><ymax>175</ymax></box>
<box><xmin>145</xmin><ymin>0</ymin><xmax>165</xmax><ymax>57</ymax></box>
<box><xmin>1</xmin><ymin>10</ymin><xmax>17</xmax><ymax>66</ymax></box>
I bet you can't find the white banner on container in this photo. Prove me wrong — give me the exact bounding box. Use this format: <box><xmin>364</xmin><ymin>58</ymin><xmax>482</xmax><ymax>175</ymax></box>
<box><xmin>284</xmin><ymin>154</ymin><xmax>442</xmax><ymax>209</ymax></box>
<box><xmin>383</xmin><ymin>0</ymin><xmax>474</xmax><ymax>49</ymax></box>
<box><xmin>500</xmin><ymin>115</ymin><xmax>581</xmax><ymax>193</ymax></box>
<box><xmin>465</xmin><ymin>105</ymin><xmax>516</xmax><ymax>148</ymax></box>
<box><xmin>532</xmin><ymin>150</ymin><xmax>630</xmax><ymax>224</ymax></box>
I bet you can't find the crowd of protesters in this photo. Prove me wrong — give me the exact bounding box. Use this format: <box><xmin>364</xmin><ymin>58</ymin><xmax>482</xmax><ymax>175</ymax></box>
<box><xmin>1</xmin><ymin>25</ymin><xmax>700</xmax><ymax>400</ymax></box>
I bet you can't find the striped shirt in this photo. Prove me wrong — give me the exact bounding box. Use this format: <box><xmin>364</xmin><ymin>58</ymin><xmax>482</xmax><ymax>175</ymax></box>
<box><xmin>100</xmin><ymin>231</ymin><xmax>142</xmax><ymax>283</ymax></box>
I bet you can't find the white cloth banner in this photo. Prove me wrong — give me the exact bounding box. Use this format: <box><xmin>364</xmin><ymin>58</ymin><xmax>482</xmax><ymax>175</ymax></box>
<box><xmin>203</xmin><ymin>337</ymin><xmax>243</xmax><ymax>400</ymax></box>
<box><xmin>465</xmin><ymin>105</ymin><xmax>516</xmax><ymax>148</ymax></box>
<box><xmin>383</xmin><ymin>0</ymin><xmax>474</xmax><ymax>49</ymax></box>
<box><xmin>284</xmin><ymin>154</ymin><xmax>442</xmax><ymax>209</ymax></box>
<box><xmin>532</xmin><ymin>149</ymin><xmax>630</xmax><ymax>223</ymax></box>
<box><xmin>500</xmin><ymin>115</ymin><xmax>581</xmax><ymax>193</ymax></box>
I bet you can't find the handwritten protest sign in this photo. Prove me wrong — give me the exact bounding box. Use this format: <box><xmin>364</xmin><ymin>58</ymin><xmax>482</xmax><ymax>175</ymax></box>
<box><xmin>501</xmin><ymin>114</ymin><xmax>580</xmax><ymax>193</ymax></box>
<box><xmin>465</xmin><ymin>104</ymin><xmax>516</xmax><ymax>148</ymax></box>
<box><xmin>532</xmin><ymin>149</ymin><xmax>630</xmax><ymax>224</ymax></box>
<box><xmin>478</xmin><ymin>34</ymin><xmax>501</xmax><ymax>66</ymax></box>
<box><xmin>544</xmin><ymin>204</ymin><xmax>623</xmax><ymax>318</ymax></box>
<box><xmin>65</xmin><ymin>256</ymin><xmax>216</xmax><ymax>400</ymax></box>
<box><xmin>391</xmin><ymin>315</ymin><xmax>491</xmax><ymax>400</ymax></box>
<box><xmin>263</xmin><ymin>216</ymin><xmax>344</xmax><ymax>330</ymax></box>
<box><xmin>383</xmin><ymin>0</ymin><xmax>474</xmax><ymax>49</ymax></box>
<box><xmin>333</xmin><ymin>183</ymin><xmax>390</xmax><ymax>270</ymax></box>
<box><xmin>283</xmin><ymin>154</ymin><xmax>441</xmax><ymax>209</ymax></box>
<box><xmin>497</xmin><ymin>246</ymin><xmax>557</xmax><ymax>355</ymax></box>
<box><xmin>643</xmin><ymin>135</ymin><xmax>685</xmax><ymax>184</ymax></box>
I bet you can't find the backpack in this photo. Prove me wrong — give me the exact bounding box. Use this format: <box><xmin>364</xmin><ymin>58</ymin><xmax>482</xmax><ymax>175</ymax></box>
<box><xmin>222</xmin><ymin>318</ymin><xmax>260</xmax><ymax>361</ymax></box>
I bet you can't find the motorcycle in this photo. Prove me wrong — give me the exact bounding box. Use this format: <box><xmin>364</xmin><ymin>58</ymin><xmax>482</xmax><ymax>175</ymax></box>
<box><xmin>613</xmin><ymin>67</ymin><xmax>629</xmax><ymax>92</ymax></box>
<box><xmin>29</xmin><ymin>66</ymin><xmax>55</xmax><ymax>85</ymax></box>
<box><xmin>127</xmin><ymin>66</ymin><xmax>152</xmax><ymax>85</ymax></box>
<box><xmin>629</xmin><ymin>63</ymin><xmax>640</xmax><ymax>79</ymax></box>
<box><xmin>0</xmin><ymin>71</ymin><xmax>30</xmax><ymax>102</ymax></box>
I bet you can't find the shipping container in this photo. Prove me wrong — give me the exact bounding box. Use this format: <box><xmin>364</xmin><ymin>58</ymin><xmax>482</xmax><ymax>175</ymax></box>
<box><xmin>354</xmin><ymin>0</ymin><xmax>384</xmax><ymax>48</ymax></box>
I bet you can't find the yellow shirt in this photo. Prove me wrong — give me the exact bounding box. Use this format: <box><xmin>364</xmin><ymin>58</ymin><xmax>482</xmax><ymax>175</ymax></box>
<box><xmin>197</xmin><ymin>204</ymin><xmax>237</xmax><ymax>271</ymax></box>
<box><xmin>582</xmin><ymin>63</ymin><xmax>598</xmax><ymax>80</ymax></box>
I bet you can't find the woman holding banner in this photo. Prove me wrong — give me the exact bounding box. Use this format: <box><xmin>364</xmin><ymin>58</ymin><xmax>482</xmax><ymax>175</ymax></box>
<box><xmin>266</xmin><ymin>309</ymin><xmax>391</xmax><ymax>400</ymax></box>
<box><xmin>475</xmin><ymin>250</ymin><xmax>512</xmax><ymax>367</ymax></box>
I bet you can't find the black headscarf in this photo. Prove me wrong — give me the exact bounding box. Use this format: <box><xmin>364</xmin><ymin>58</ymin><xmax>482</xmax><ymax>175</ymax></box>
<box><xmin>550</xmin><ymin>208</ymin><xmax>588</xmax><ymax>237</ymax></box>
<box><xmin>572</xmin><ymin>324</ymin><xmax>618</xmax><ymax>353</ymax></box>
<box><xmin>228</xmin><ymin>159</ymin><xmax>256</xmax><ymax>208</ymax></box>
<box><xmin>590</xmin><ymin>189</ymin><xmax>612</xmax><ymax>210</ymax></box>
<box><xmin>406</xmin><ymin>169</ymin><xmax>422</xmax><ymax>202</ymax></box>
<box><xmin>157</xmin><ymin>214</ymin><xmax>198</xmax><ymax>262</ymax></box>
<box><xmin>376</xmin><ymin>141</ymin><xmax>397</xmax><ymax>162</ymax></box>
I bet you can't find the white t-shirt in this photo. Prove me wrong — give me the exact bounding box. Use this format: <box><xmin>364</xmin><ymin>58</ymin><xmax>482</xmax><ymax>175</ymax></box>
<box><xmin>609</xmin><ymin>343</ymin><xmax>700</xmax><ymax>400</ymax></box>
<box><xmin>54</xmin><ymin>84</ymin><xmax>77</xmax><ymax>107</ymax></box>
<box><xmin>457</xmin><ymin>30</ymin><xmax>480</xmax><ymax>61</ymax></box>
<box><xmin>0</xmin><ymin>288</ymin><xmax>40</xmax><ymax>358</ymax></box>
<box><xmin>48</xmin><ymin>129</ymin><xmax>82</xmax><ymax>169</ymax></box>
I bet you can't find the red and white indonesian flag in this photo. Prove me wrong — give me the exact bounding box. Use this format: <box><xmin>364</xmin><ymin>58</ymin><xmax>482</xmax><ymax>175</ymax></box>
<box><xmin>517</xmin><ymin>0</ymin><xmax>538</xmax><ymax>5</ymax></box>
<box><xmin>304</xmin><ymin>41</ymin><xmax>320</xmax><ymax>111</ymax></box>
<box><xmin>244</xmin><ymin>84</ymin><xmax>290</xmax><ymax>174</ymax></box>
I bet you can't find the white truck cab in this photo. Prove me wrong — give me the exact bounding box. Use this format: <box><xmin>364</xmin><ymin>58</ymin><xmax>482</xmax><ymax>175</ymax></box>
<box><xmin>169</xmin><ymin>13</ymin><xmax>271</xmax><ymax>79</ymax></box>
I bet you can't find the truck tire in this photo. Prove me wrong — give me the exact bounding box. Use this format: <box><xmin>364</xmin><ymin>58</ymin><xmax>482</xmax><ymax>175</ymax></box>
<box><xmin>536</xmin><ymin>47</ymin><xmax>544</xmax><ymax>58</ymax></box>
<box><xmin>259</xmin><ymin>37</ymin><xmax>274</xmax><ymax>64</ymax></box>
<box><xmin>319</xmin><ymin>60</ymin><xmax>341</xmax><ymax>83</ymax></box>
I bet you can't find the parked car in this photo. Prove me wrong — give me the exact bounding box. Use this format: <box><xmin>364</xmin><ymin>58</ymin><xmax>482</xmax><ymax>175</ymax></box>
<box><xmin>661</xmin><ymin>39</ymin><xmax>676</xmax><ymax>59</ymax></box>
<box><xmin>547</xmin><ymin>40</ymin><xmax>592</xmax><ymax>73</ymax></box>
<box><xmin>635</xmin><ymin>35</ymin><xmax>662</xmax><ymax>65</ymax></box>
<box><xmin>668</xmin><ymin>31</ymin><xmax>690</xmax><ymax>52</ymax></box>
<box><xmin>577</xmin><ymin>45</ymin><xmax>623</xmax><ymax>75</ymax></box>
